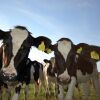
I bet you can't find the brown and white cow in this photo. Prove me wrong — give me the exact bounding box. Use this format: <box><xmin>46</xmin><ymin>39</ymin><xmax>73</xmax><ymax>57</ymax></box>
<box><xmin>49</xmin><ymin>38</ymin><xmax>100</xmax><ymax>100</ymax></box>
<box><xmin>41</xmin><ymin>57</ymin><xmax>57</xmax><ymax>98</ymax></box>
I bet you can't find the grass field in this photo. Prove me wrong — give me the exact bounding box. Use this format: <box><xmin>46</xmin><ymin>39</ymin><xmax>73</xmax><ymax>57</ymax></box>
<box><xmin>1</xmin><ymin>82</ymin><xmax>98</xmax><ymax>100</ymax></box>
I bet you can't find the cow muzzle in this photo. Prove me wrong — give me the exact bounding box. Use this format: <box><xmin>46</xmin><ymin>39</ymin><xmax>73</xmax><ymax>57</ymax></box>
<box><xmin>58</xmin><ymin>71</ymin><xmax>70</xmax><ymax>82</ymax></box>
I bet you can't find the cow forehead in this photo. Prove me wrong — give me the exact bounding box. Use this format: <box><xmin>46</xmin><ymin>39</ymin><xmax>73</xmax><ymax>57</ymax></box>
<box><xmin>10</xmin><ymin>28</ymin><xmax>28</xmax><ymax>56</ymax></box>
<box><xmin>58</xmin><ymin>39</ymin><xmax>71</xmax><ymax>44</ymax></box>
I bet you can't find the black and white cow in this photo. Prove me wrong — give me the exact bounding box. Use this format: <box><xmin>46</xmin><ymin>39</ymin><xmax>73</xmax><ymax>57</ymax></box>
<box><xmin>49</xmin><ymin>38</ymin><xmax>100</xmax><ymax>100</ymax></box>
<box><xmin>0</xmin><ymin>26</ymin><xmax>52</xmax><ymax>100</ymax></box>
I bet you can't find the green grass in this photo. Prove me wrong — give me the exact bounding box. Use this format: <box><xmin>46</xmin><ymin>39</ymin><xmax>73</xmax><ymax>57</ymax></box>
<box><xmin>1</xmin><ymin>83</ymin><xmax>98</xmax><ymax>100</ymax></box>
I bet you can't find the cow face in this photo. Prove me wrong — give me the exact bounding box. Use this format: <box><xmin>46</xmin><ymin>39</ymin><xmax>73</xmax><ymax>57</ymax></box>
<box><xmin>51</xmin><ymin>38</ymin><xmax>73</xmax><ymax>83</ymax></box>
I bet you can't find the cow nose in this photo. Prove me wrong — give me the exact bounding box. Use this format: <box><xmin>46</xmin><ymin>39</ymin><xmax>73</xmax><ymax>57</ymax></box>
<box><xmin>58</xmin><ymin>73</ymin><xmax>70</xmax><ymax>82</ymax></box>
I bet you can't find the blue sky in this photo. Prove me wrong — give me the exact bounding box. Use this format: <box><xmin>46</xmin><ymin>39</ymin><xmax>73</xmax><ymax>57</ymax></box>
<box><xmin>0</xmin><ymin>0</ymin><xmax>100</xmax><ymax>71</ymax></box>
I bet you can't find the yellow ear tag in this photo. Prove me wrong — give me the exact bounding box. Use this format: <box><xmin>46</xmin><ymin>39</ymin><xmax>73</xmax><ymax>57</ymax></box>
<box><xmin>46</xmin><ymin>48</ymin><xmax>52</xmax><ymax>54</ymax></box>
<box><xmin>38</xmin><ymin>41</ymin><xmax>45</xmax><ymax>51</ymax></box>
<box><xmin>91</xmin><ymin>51</ymin><xmax>99</xmax><ymax>60</ymax></box>
<box><xmin>77</xmin><ymin>47</ymin><xmax>82</xmax><ymax>54</ymax></box>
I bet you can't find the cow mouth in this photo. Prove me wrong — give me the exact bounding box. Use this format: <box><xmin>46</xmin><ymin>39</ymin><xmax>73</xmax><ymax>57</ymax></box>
<box><xmin>57</xmin><ymin>77</ymin><xmax>70</xmax><ymax>85</ymax></box>
<box><xmin>0</xmin><ymin>67</ymin><xmax>17</xmax><ymax>83</ymax></box>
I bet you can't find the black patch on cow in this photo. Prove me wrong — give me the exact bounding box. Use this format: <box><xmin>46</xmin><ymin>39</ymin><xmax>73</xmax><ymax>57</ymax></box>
<box><xmin>47</xmin><ymin>63</ymin><xmax>56</xmax><ymax>77</ymax></box>
<box><xmin>15</xmin><ymin>85</ymin><xmax>21</xmax><ymax>94</ymax></box>
<box><xmin>15</xmin><ymin>50</ymin><xmax>31</xmax><ymax>84</ymax></box>
<box><xmin>33</xmin><ymin>61</ymin><xmax>41</xmax><ymax>82</ymax></box>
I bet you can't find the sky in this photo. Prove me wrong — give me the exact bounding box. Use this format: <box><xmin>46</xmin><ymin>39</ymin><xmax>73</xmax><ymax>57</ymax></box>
<box><xmin>0</xmin><ymin>0</ymin><xmax>100</xmax><ymax>71</ymax></box>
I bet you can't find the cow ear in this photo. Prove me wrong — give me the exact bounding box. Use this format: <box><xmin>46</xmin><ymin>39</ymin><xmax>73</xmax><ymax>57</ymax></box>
<box><xmin>49</xmin><ymin>44</ymin><xmax>57</xmax><ymax>51</ymax></box>
<box><xmin>91</xmin><ymin>51</ymin><xmax>99</xmax><ymax>60</ymax></box>
<box><xmin>45</xmin><ymin>48</ymin><xmax>52</xmax><ymax>54</ymax></box>
<box><xmin>76</xmin><ymin>47</ymin><xmax>83</xmax><ymax>54</ymax></box>
<box><xmin>38</xmin><ymin>41</ymin><xmax>45</xmax><ymax>51</ymax></box>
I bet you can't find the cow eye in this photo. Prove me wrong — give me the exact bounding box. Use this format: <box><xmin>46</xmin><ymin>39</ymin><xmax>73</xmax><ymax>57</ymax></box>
<box><xmin>20</xmin><ymin>46</ymin><xmax>24</xmax><ymax>50</ymax></box>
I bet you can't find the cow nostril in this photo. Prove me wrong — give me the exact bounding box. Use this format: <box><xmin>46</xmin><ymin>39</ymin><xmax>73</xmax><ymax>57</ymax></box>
<box><xmin>66</xmin><ymin>76</ymin><xmax>70</xmax><ymax>81</ymax></box>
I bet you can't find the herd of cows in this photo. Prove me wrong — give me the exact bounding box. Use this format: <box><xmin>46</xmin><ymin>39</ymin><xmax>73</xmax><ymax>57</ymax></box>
<box><xmin>0</xmin><ymin>25</ymin><xmax>100</xmax><ymax>100</ymax></box>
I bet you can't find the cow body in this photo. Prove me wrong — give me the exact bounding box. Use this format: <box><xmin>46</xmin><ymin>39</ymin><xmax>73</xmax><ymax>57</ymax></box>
<box><xmin>50</xmin><ymin>38</ymin><xmax>100</xmax><ymax>100</ymax></box>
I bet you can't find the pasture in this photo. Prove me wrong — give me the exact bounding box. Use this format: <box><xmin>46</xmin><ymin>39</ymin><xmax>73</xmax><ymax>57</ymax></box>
<box><xmin>1</xmin><ymin>82</ymin><xmax>99</xmax><ymax>100</ymax></box>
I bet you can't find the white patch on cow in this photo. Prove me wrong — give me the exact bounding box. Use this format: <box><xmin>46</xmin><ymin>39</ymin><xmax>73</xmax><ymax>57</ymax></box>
<box><xmin>0</xmin><ymin>40</ymin><xmax>3</xmax><ymax>47</ymax></box>
<box><xmin>10</xmin><ymin>28</ymin><xmax>28</xmax><ymax>56</ymax></box>
<box><xmin>12</xmin><ymin>93</ymin><xmax>19</xmax><ymax>100</ymax></box>
<box><xmin>58</xmin><ymin>84</ymin><xmax>64</xmax><ymax>100</ymax></box>
<box><xmin>76</xmin><ymin>70</ymin><xmax>93</xmax><ymax>83</ymax></box>
<box><xmin>58</xmin><ymin>40</ymin><xmax>71</xmax><ymax>61</ymax></box>
<box><xmin>30</xmin><ymin>65</ymin><xmax>35</xmax><ymax>81</ymax></box>
<box><xmin>65</xmin><ymin>77</ymin><xmax>76</xmax><ymax>100</ymax></box>
<box><xmin>43</xmin><ymin>62</ymin><xmax>50</xmax><ymax>75</ymax></box>
<box><xmin>50</xmin><ymin>57</ymin><xmax>55</xmax><ymax>68</ymax></box>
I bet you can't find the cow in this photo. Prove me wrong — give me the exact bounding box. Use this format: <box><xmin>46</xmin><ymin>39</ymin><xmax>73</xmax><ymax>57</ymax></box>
<box><xmin>49</xmin><ymin>38</ymin><xmax>100</xmax><ymax>100</ymax></box>
<box><xmin>0</xmin><ymin>26</ymin><xmax>52</xmax><ymax>100</ymax></box>
<box><xmin>40</xmin><ymin>57</ymin><xmax>57</xmax><ymax>99</ymax></box>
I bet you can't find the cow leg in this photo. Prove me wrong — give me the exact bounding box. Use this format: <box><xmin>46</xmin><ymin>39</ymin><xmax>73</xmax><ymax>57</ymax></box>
<box><xmin>44</xmin><ymin>75</ymin><xmax>50</xmax><ymax>98</ymax></box>
<box><xmin>57</xmin><ymin>84</ymin><xmax>64</xmax><ymax>100</ymax></box>
<box><xmin>25</xmin><ymin>85</ymin><xmax>30</xmax><ymax>100</ymax></box>
<box><xmin>34</xmin><ymin>82</ymin><xmax>40</xmax><ymax>96</ymax></box>
<box><xmin>65</xmin><ymin>77</ymin><xmax>76</xmax><ymax>100</ymax></box>
<box><xmin>5</xmin><ymin>86</ymin><xmax>11</xmax><ymax>100</ymax></box>
<box><xmin>92</xmin><ymin>71</ymin><xmax>100</xmax><ymax>99</ymax></box>
<box><xmin>12</xmin><ymin>83</ymin><xmax>22</xmax><ymax>100</ymax></box>
<box><xmin>42</xmin><ymin>78</ymin><xmax>50</xmax><ymax>99</ymax></box>
<box><xmin>48</xmin><ymin>79</ymin><xmax>53</xmax><ymax>96</ymax></box>
<box><xmin>81</xmin><ymin>82</ymin><xmax>90</xmax><ymax>100</ymax></box>
<box><xmin>0</xmin><ymin>86</ymin><xmax>2</xmax><ymax>100</ymax></box>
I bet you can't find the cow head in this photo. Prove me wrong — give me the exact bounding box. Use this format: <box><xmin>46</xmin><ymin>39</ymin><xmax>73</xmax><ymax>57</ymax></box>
<box><xmin>32</xmin><ymin>36</ymin><xmax>52</xmax><ymax>53</ymax></box>
<box><xmin>14</xmin><ymin>35</ymin><xmax>52</xmax><ymax>69</ymax></box>
<box><xmin>49</xmin><ymin>38</ymin><xmax>74</xmax><ymax>83</ymax></box>
<box><xmin>43</xmin><ymin>58</ymin><xmax>56</xmax><ymax>77</ymax></box>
